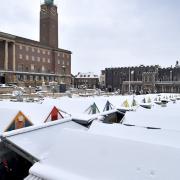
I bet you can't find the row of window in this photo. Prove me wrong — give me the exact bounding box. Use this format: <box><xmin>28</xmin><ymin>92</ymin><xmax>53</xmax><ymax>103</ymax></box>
<box><xmin>17</xmin><ymin>64</ymin><xmax>69</xmax><ymax>75</ymax></box>
<box><xmin>57</xmin><ymin>60</ymin><xmax>70</xmax><ymax>66</ymax></box>
<box><xmin>19</xmin><ymin>45</ymin><xmax>51</xmax><ymax>55</ymax></box>
<box><xmin>58</xmin><ymin>53</ymin><xmax>70</xmax><ymax>59</ymax></box>
<box><xmin>19</xmin><ymin>54</ymin><xmax>70</xmax><ymax>66</ymax></box>
<box><xmin>79</xmin><ymin>75</ymin><xmax>98</xmax><ymax>78</ymax></box>
<box><xmin>16</xmin><ymin>75</ymin><xmax>58</xmax><ymax>82</ymax></box>
<box><xmin>18</xmin><ymin>45</ymin><xmax>70</xmax><ymax>59</ymax></box>
<box><xmin>19</xmin><ymin>54</ymin><xmax>51</xmax><ymax>63</ymax></box>
<box><xmin>77</xmin><ymin>79</ymin><xmax>97</xmax><ymax>83</ymax></box>
<box><xmin>18</xmin><ymin>64</ymin><xmax>50</xmax><ymax>73</ymax></box>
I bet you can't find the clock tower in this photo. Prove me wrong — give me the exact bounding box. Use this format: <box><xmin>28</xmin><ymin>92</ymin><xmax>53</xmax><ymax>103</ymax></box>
<box><xmin>40</xmin><ymin>0</ymin><xmax>58</xmax><ymax>48</ymax></box>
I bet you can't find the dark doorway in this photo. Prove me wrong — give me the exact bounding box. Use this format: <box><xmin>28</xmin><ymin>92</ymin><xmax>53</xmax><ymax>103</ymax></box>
<box><xmin>0</xmin><ymin>76</ymin><xmax>5</xmax><ymax>84</ymax></box>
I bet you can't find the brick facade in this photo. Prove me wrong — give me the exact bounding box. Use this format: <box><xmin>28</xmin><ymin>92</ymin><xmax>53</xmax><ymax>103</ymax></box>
<box><xmin>0</xmin><ymin>1</ymin><xmax>71</xmax><ymax>87</ymax></box>
<box><xmin>40</xmin><ymin>4</ymin><xmax>58</xmax><ymax>48</ymax></box>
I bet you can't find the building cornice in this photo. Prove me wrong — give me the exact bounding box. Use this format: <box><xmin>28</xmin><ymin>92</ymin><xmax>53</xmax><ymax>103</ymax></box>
<box><xmin>0</xmin><ymin>31</ymin><xmax>71</xmax><ymax>54</ymax></box>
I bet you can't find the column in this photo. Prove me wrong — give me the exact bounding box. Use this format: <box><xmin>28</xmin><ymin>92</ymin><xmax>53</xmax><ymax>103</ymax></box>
<box><xmin>13</xmin><ymin>43</ymin><xmax>16</xmax><ymax>71</ymax></box>
<box><xmin>4</xmin><ymin>41</ymin><xmax>8</xmax><ymax>71</ymax></box>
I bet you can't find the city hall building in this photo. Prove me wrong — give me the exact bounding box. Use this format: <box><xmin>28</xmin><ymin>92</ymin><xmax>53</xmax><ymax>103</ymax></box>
<box><xmin>0</xmin><ymin>0</ymin><xmax>71</xmax><ymax>87</ymax></box>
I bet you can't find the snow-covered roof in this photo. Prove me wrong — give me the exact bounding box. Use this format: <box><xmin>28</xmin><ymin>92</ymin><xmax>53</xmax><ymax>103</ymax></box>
<box><xmin>89</xmin><ymin>121</ymin><xmax>180</xmax><ymax>148</ymax></box>
<box><xmin>0</xmin><ymin>101</ymin><xmax>65</xmax><ymax>125</ymax></box>
<box><xmin>43</xmin><ymin>97</ymin><xmax>94</xmax><ymax>115</ymax></box>
<box><xmin>123</xmin><ymin>101</ymin><xmax>180</xmax><ymax>131</ymax></box>
<box><xmin>2</xmin><ymin>118</ymin><xmax>87</xmax><ymax>160</ymax></box>
<box><xmin>75</xmin><ymin>72</ymin><xmax>99</xmax><ymax>79</ymax></box>
<box><xmin>72</xmin><ymin>109</ymin><xmax>122</xmax><ymax>125</ymax></box>
<box><xmin>43</xmin><ymin>96</ymin><xmax>123</xmax><ymax>115</ymax></box>
<box><xmin>25</xmin><ymin>128</ymin><xmax>180</xmax><ymax>180</ymax></box>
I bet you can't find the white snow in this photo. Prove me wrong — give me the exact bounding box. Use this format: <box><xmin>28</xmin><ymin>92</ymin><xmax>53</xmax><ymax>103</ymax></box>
<box><xmin>89</xmin><ymin>121</ymin><xmax>180</xmax><ymax>148</ymax></box>
<box><xmin>26</xmin><ymin>128</ymin><xmax>180</xmax><ymax>180</ymax></box>
<box><xmin>3</xmin><ymin>118</ymin><xmax>87</xmax><ymax>160</ymax></box>
<box><xmin>1</xmin><ymin>93</ymin><xmax>180</xmax><ymax>180</ymax></box>
<box><xmin>123</xmin><ymin>100</ymin><xmax>180</xmax><ymax>131</ymax></box>
<box><xmin>0</xmin><ymin>101</ymin><xmax>67</xmax><ymax>126</ymax></box>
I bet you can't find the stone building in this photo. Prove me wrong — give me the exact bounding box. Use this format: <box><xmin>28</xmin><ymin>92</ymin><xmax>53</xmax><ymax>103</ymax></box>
<box><xmin>105</xmin><ymin>62</ymin><xmax>180</xmax><ymax>94</ymax></box>
<box><xmin>99</xmin><ymin>70</ymin><xmax>105</xmax><ymax>90</ymax></box>
<box><xmin>74</xmin><ymin>72</ymin><xmax>99</xmax><ymax>89</ymax></box>
<box><xmin>0</xmin><ymin>0</ymin><xmax>71</xmax><ymax>87</ymax></box>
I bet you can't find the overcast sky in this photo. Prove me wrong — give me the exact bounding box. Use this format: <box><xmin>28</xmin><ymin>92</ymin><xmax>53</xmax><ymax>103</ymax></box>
<box><xmin>0</xmin><ymin>0</ymin><xmax>180</xmax><ymax>75</ymax></box>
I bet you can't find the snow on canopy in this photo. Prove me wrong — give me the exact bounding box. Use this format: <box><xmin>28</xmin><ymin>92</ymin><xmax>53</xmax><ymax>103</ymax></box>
<box><xmin>123</xmin><ymin>101</ymin><xmax>180</xmax><ymax>131</ymax></box>
<box><xmin>89</xmin><ymin>121</ymin><xmax>180</xmax><ymax>148</ymax></box>
<box><xmin>43</xmin><ymin>96</ymin><xmax>94</xmax><ymax>115</ymax></box>
<box><xmin>0</xmin><ymin>101</ymin><xmax>64</xmax><ymax>125</ymax></box>
<box><xmin>43</xmin><ymin>96</ymin><xmax>116</xmax><ymax>118</ymax></box>
<box><xmin>103</xmin><ymin>95</ymin><xmax>143</xmax><ymax>110</ymax></box>
<box><xmin>25</xmin><ymin>128</ymin><xmax>180</xmax><ymax>180</ymax></box>
<box><xmin>41</xmin><ymin>94</ymin><xmax>162</xmax><ymax>117</ymax></box>
<box><xmin>43</xmin><ymin>96</ymin><xmax>109</xmax><ymax>113</ymax></box>
<box><xmin>2</xmin><ymin>118</ymin><xmax>87</xmax><ymax>160</ymax></box>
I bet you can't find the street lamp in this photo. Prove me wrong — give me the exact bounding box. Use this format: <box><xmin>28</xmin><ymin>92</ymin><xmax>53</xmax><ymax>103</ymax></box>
<box><xmin>170</xmin><ymin>70</ymin><xmax>172</xmax><ymax>81</ymax></box>
<box><xmin>29</xmin><ymin>86</ymin><xmax>31</xmax><ymax>95</ymax></box>
<box><xmin>128</xmin><ymin>67</ymin><xmax>134</xmax><ymax>94</ymax></box>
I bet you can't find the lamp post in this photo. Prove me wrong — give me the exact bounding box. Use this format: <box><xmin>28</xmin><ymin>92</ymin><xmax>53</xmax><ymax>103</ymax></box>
<box><xmin>170</xmin><ymin>70</ymin><xmax>172</xmax><ymax>81</ymax></box>
<box><xmin>131</xmin><ymin>70</ymin><xmax>134</xmax><ymax>93</ymax></box>
<box><xmin>128</xmin><ymin>67</ymin><xmax>130</xmax><ymax>94</ymax></box>
<box><xmin>29</xmin><ymin>86</ymin><xmax>31</xmax><ymax>95</ymax></box>
<box><xmin>128</xmin><ymin>67</ymin><xmax>134</xmax><ymax>94</ymax></box>
<box><xmin>52</xmin><ymin>86</ymin><xmax>55</xmax><ymax>97</ymax></box>
<box><xmin>170</xmin><ymin>70</ymin><xmax>173</xmax><ymax>93</ymax></box>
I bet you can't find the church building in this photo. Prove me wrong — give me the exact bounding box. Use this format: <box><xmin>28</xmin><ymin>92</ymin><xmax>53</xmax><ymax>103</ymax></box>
<box><xmin>0</xmin><ymin>0</ymin><xmax>71</xmax><ymax>87</ymax></box>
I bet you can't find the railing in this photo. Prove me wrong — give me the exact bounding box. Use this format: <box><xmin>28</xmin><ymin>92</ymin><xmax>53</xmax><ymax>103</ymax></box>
<box><xmin>123</xmin><ymin>81</ymin><xmax>142</xmax><ymax>84</ymax></box>
<box><xmin>155</xmin><ymin>81</ymin><xmax>180</xmax><ymax>85</ymax></box>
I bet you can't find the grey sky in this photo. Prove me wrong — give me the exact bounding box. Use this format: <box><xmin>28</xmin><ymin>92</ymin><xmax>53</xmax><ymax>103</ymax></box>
<box><xmin>0</xmin><ymin>0</ymin><xmax>180</xmax><ymax>75</ymax></box>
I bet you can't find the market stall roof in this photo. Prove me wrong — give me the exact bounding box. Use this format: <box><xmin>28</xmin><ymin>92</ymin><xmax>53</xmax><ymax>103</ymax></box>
<box><xmin>1</xmin><ymin>118</ymin><xmax>87</xmax><ymax>162</ymax></box>
<box><xmin>123</xmin><ymin>101</ymin><xmax>180</xmax><ymax>131</ymax></box>
<box><xmin>43</xmin><ymin>97</ymin><xmax>94</xmax><ymax>115</ymax></box>
<box><xmin>42</xmin><ymin>94</ymin><xmax>166</xmax><ymax>116</ymax></box>
<box><xmin>72</xmin><ymin>109</ymin><xmax>124</xmax><ymax>126</ymax></box>
<box><xmin>25</xmin><ymin>128</ymin><xmax>180</xmax><ymax>180</ymax></box>
<box><xmin>89</xmin><ymin>121</ymin><xmax>180</xmax><ymax>148</ymax></box>
<box><xmin>43</xmin><ymin>96</ymin><xmax>116</xmax><ymax>115</ymax></box>
<box><xmin>0</xmin><ymin>101</ymin><xmax>66</xmax><ymax>125</ymax></box>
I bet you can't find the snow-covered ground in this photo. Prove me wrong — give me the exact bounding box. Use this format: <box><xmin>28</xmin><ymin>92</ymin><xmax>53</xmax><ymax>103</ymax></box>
<box><xmin>0</xmin><ymin>93</ymin><xmax>179</xmax><ymax>133</ymax></box>
<box><xmin>2</xmin><ymin>93</ymin><xmax>180</xmax><ymax>180</ymax></box>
